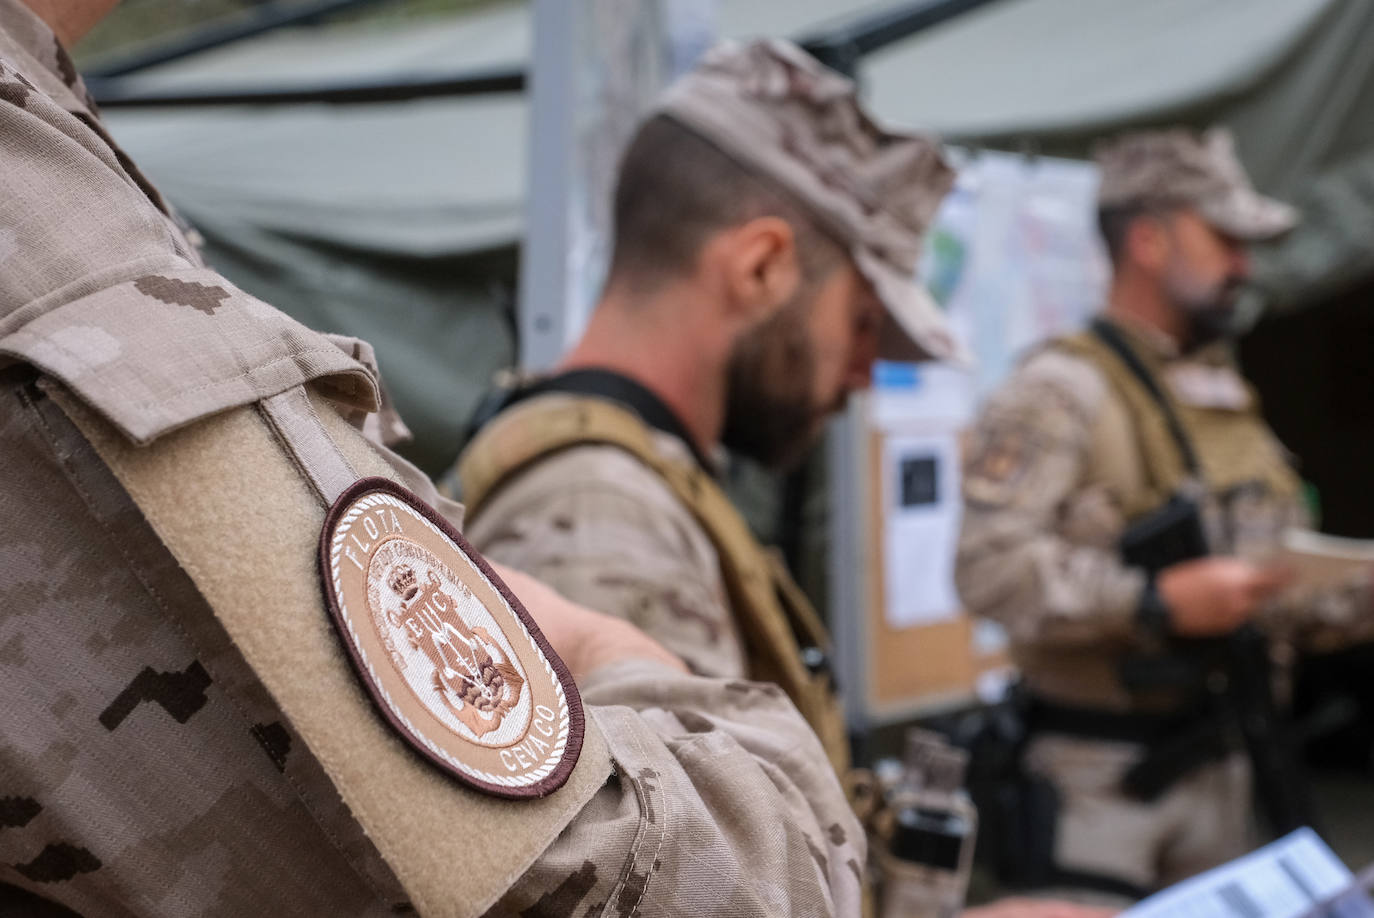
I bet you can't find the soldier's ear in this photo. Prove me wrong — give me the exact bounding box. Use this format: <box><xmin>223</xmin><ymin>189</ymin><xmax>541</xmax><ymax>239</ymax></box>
<box><xmin>1127</xmin><ymin>214</ymin><xmax>1171</xmax><ymax>272</ymax></box>
<box><xmin>714</xmin><ymin>216</ymin><xmax>802</xmax><ymax>324</ymax></box>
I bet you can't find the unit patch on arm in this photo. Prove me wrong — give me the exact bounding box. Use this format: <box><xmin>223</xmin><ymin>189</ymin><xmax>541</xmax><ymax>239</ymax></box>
<box><xmin>319</xmin><ymin>477</ymin><xmax>583</xmax><ymax>798</ymax></box>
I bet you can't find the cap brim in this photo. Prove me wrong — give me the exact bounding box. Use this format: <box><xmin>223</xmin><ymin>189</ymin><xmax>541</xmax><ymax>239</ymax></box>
<box><xmin>853</xmin><ymin>248</ymin><xmax>971</xmax><ymax>366</ymax></box>
<box><xmin>1199</xmin><ymin>189</ymin><xmax>1299</xmax><ymax>242</ymax></box>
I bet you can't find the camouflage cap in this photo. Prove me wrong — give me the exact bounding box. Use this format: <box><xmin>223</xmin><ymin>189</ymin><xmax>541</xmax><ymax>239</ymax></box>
<box><xmin>656</xmin><ymin>38</ymin><xmax>965</xmax><ymax>364</ymax></box>
<box><xmin>1094</xmin><ymin>126</ymin><xmax>1298</xmax><ymax>242</ymax></box>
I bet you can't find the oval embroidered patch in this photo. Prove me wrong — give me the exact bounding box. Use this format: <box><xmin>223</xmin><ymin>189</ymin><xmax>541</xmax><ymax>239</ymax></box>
<box><xmin>318</xmin><ymin>477</ymin><xmax>582</xmax><ymax>798</ymax></box>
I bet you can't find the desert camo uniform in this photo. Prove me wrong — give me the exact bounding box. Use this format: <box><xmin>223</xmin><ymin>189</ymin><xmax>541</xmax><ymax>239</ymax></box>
<box><xmin>0</xmin><ymin>4</ymin><xmax>864</xmax><ymax>914</ymax></box>
<box><xmin>956</xmin><ymin>128</ymin><xmax>1373</xmax><ymax>893</ymax></box>
<box><xmin>451</xmin><ymin>40</ymin><xmax>963</xmax><ymax>782</ymax></box>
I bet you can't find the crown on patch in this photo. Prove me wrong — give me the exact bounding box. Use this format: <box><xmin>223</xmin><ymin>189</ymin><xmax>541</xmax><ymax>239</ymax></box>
<box><xmin>387</xmin><ymin>564</ymin><xmax>420</xmax><ymax>602</ymax></box>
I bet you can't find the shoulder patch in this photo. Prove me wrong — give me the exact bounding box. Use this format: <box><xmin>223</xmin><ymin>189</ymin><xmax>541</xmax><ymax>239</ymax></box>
<box><xmin>319</xmin><ymin>477</ymin><xmax>583</xmax><ymax>798</ymax></box>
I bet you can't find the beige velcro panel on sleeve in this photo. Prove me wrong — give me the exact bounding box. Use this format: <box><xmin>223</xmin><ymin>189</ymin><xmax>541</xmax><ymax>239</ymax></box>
<box><xmin>49</xmin><ymin>384</ymin><xmax>611</xmax><ymax>918</ymax></box>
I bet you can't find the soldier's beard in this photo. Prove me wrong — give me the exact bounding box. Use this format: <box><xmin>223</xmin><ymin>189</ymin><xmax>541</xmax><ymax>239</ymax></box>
<box><xmin>720</xmin><ymin>300</ymin><xmax>831</xmax><ymax>471</ymax></box>
<box><xmin>1165</xmin><ymin>270</ymin><xmax>1247</xmax><ymax>352</ymax></box>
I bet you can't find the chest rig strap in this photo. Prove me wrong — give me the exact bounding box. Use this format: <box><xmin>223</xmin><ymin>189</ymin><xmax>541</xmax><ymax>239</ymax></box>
<box><xmin>1088</xmin><ymin>318</ymin><xmax>1202</xmax><ymax>479</ymax></box>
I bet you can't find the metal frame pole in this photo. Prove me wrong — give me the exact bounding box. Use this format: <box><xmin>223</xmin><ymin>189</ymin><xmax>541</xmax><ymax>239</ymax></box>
<box><xmin>517</xmin><ymin>0</ymin><xmax>578</xmax><ymax>371</ymax></box>
<box><xmin>828</xmin><ymin>398</ymin><xmax>874</xmax><ymax>737</ymax></box>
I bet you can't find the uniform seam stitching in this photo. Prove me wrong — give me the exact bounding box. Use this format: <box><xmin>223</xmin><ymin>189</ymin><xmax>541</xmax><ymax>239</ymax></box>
<box><xmin>623</xmin><ymin>722</ymin><xmax>667</xmax><ymax>917</ymax></box>
<box><xmin>44</xmin><ymin>334</ymin><xmax>370</xmax><ymax>410</ymax></box>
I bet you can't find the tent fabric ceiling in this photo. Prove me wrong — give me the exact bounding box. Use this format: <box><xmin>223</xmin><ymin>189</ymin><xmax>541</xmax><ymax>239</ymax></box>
<box><xmin>858</xmin><ymin>0</ymin><xmax>1374</xmax><ymax>313</ymax></box>
<box><xmin>863</xmin><ymin>0</ymin><xmax>1337</xmax><ymax>144</ymax></box>
<box><xmin>108</xmin><ymin>2</ymin><xmax>531</xmax><ymax>91</ymax></box>
<box><xmin>99</xmin><ymin>0</ymin><xmax>1374</xmax><ymax>469</ymax></box>
<box><xmin>108</xmin><ymin>0</ymin><xmax>894</xmax><ymax>92</ymax></box>
<box><xmin>109</xmin><ymin>96</ymin><xmax>527</xmax><ymax>255</ymax></box>
<box><xmin>101</xmin><ymin>1</ymin><xmax>894</xmax><ymax>472</ymax></box>
<box><xmin>105</xmin><ymin>0</ymin><xmax>893</xmax><ymax>255</ymax></box>
<box><xmin>107</xmin><ymin>0</ymin><xmax>1374</xmax><ymax>291</ymax></box>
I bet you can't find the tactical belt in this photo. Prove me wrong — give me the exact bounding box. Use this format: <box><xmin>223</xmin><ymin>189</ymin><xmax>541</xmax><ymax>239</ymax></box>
<box><xmin>1027</xmin><ymin>694</ymin><xmax>1240</xmax><ymax>803</ymax></box>
<box><xmin>1027</xmin><ymin>696</ymin><xmax>1197</xmax><ymax>745</ymax></box>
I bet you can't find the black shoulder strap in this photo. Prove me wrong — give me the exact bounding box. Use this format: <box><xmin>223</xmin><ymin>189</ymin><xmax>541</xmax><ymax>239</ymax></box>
<box><xmin>1089</xmin><ymin>318</ymin><xmax>1202</xmax><ymax>477</ymax></box>
<box><xmin>470</xmin><ymin>368</ymin><xmax>715</xmax><ymax>473</ymax></box>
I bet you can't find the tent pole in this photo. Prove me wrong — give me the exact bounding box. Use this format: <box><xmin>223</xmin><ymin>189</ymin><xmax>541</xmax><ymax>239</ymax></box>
<box><xmin>516</xmin><ymin>0</ymin><xmax>577</xmax><ymax>371</ymax></box>
<box><xmin>517</xmin><ymin>0</ymin><xmax>716</xmax><ymax>371</ymax></box>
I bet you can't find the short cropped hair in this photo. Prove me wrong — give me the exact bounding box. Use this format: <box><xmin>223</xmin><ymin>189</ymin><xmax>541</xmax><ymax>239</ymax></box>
<box><xmin>1097</xmin><ymin>200</ymin><xmax>1192</xmax><ymax>264</ymax></box>
<box><xmin>607</xmin><ymin>114</ymin><xmax>844</xmax><ymax>292</ymax></box>
<box><xmin>1096</xmin><ymin>202</ymin><xmax>1152</xmax><ymax>264</ymax></box>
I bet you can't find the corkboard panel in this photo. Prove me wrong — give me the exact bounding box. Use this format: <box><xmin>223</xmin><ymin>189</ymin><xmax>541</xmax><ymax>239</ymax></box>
<box><xmin>863</xmin><ymin>429</ymin><xmax>990</xmax><ymax>711</ymax></box>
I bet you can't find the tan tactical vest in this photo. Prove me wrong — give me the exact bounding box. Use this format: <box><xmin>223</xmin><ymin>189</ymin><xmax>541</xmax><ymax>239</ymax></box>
<box><xmin>1052</xmin><ymin>328</ymin><xmax>1301</xmax><ymax>526</ymax></box>
<box><xmin>459</xmin><ymin>396</ymin><xmax>852</xmax><ymax>775</ymax></box>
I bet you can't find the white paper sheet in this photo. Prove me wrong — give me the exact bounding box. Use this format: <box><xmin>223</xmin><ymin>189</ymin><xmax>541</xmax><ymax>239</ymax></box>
<box><xmin>881</xmin><ymin>432</ymin><xmax>963</xmax><ymax>629</ymax></box>
<box><xmin>1273</xmin><ymin>528</ymin><xmax>1374</xmax><ymax>593</ymax></box>
<box><xmin>918</xmin><ymin>151</ymin><xmax>1109</xmax><ymax>400</ymax></box>
<box><xmin>1121</xmin><ymin>829</ymin><xmax>1368</xmax><ymax>918</ymax></box>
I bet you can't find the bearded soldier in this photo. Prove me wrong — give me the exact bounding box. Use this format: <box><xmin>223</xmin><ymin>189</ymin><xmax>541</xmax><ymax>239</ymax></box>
<box><xmin>956</xmin><ymin>127</ymin><xmax>1374</xmax><ymax>896</ymax></box>
<box><xmin>453</xmin><ymin>37</ymin><xmax>1113</xmax><ymax>918</ymax></box>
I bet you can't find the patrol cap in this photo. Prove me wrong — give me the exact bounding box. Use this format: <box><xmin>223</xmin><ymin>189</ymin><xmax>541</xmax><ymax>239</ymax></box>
<box><xmin>1094</xmin><ymin>126</ymin><xmax>1298</xmax><ymax>242</ymax></box>
<box><xmin>656</xmin><ymin>38</ymin><xmax>965</xmax><ymax>364</ymax></box>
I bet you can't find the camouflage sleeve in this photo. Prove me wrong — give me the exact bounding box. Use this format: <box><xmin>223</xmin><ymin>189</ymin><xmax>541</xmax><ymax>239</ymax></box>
<box><xmin>489</xmin><ymin>660</ymin><xmax>864</xmax><ymax>917</ymax></box>
<box><xmin>955</xmin><ymin>352</ymin><xmax>1146</xmax><ymax>647</ymax></box>
<box><xmin>1280</xmin><ymin>572</ymin><xmax>1374</xmax><ymax>652</ymax></box>
<box><xmin>3</xmin><ymin>375</ymin><xmax>856</xmax><ymax>917</ymax></box>
<box><xmin>467</xmin><ymin>448</ymin><xmax>748</xmax><ymax>679</ymax></box>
